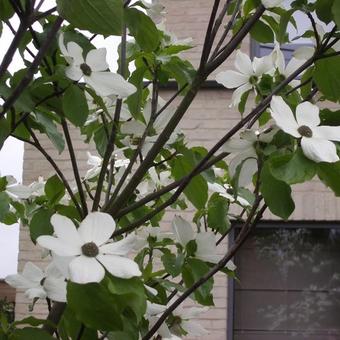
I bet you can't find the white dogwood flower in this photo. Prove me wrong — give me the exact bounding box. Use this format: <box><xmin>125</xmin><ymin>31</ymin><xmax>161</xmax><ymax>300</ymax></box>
<box><xmin>294</xmin><ymin>24</ymin><xmax>340</xmax><ymax>60</ymax></box>
<box><xmin>172</xmin><ymin>306</ymin><xmax>210</xmax><ymax>337</ymax></box>
<box><xmin>59</xmin><ymin>34</ymin><xmax>136</xmax><ymax>98</ymax></box>
<box><xmin>121</xmin><ymin>96</ymin><xmax>179</xmax><ymax>156</ymax></box>
<box><xmin>271</xmin><ymin>44</ymin><xmax>305</xmax><ymax>88</ymax></box>
<box><xmin>142</xmin><ymin>0</ymin><xmax>166</xmax><ymax>24</ymax></box>
<box><xmin>216</xmin><ymin>50</ymin><xmax>273</xmax><ymax>106</ymax></box>
<box><xmin>5</xmin><ymin>262</ymin><xmax>66</xmax><ymax>302</ymax></box>
<box><xmin>222</xmin><ymin>128</ymin><xmax>277</xmax><ymax>186</ymax></box>
<box><xmin>172</xmin><ymin>216</ymin><xmax>236</xmax><ymax>271</ymax></box>
<box><xmin>37</xmin><ymin>212</ymin><xmax>141</xmax><ymax>284</ymax></box>
<box><xmin>270</xmin><ymin>96</ymin><xmax>340</xmax><ymax>163</ymax></box>
<box><xmin>261</xmin><ymin>0</ymin><xmax>284</xmax><ymax>8</ymax></box>
<box><xmin>2</xmin><ymin>173</ymin><xmax>45</xmax><ymax>200</ymax></box>
<box><xmin>208</xmin><ymin>182</ymin><xmax>250</xmax><ymax>207</ymax></box>
<box><xmin>145</xmin><ymin>302</ymin><xmax>181</xmax><ymax>340</ymax></box>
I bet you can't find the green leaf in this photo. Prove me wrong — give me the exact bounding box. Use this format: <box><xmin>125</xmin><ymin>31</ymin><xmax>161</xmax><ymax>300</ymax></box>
<box><xmin>107</xmin><ymin>276</ymin><xmax>146</xmax><ymax>323</ymax></box>
<box><xmin>314</xmin><ymin>56</ymin><xmax>340</xmax><ymax>102</ymax></box>
<box><xmin>0</xmin><ymin>0</ymin><xmax>14</xmax><ymax>20</ymax></box>
<box><xmin>0</xmin><ymin>192</ymin><xmax>10</xmax><ymax>222</ymax></box>
<box><xmin>317</xmin><ymin>162</ymin><xmax>340</xmax><ymax>196</ymax></box>
<box><xmin>10</xmin><ymin>328</ymin><xmax>54</xmax><ymax>340</ymax></box>
<box><xmin>161</xmin><ymin>252</ymin><xmax>185</xmax><ymax>277</ymax></box>
<box><xmin>67</xmin><ymin>281</ymin><xmax>123</xmax><ymax>331</ymax></box>
<box><xmin>59</xmin><ymin>307</ymin><xmax>98</xmax><ymax>340</ymax></box>
<box><xmin>162</xmin><ymin>57</ymin><xmax>196</xmax><ymax>90</ymax></box>
<box><xmin>35</xmin><ymin>112</ymin><xmax>65</xmax><ymax>153</ymax></box>
<box><xmin>315</xmin><ymin>0</ymin><xmax>334</xmax><ymax>23</ymax></box>
<box><xmin>182</xmin><ymin>258</ymin><xmax>214</xmax><ymax>306</ymax></box>
<box><xmin>45</xmin><ymin>175</ymin><xmax>65</xmax><ymax>205</ymax></box>
<box><xmin>0</xmin><ymin>118</ymin><xmax>10</xmax><ymax>150</ymax></box>
<box><xmin>260</xmin><ymin>162</ymin><xmax>295</xmax><ymax>219</ymax></box>
<box><xmin>56</xmin><ymin>0</ymin><xmax>123</xmax><ymax>35</ymax></box>
<box><xmin>332</xmin><ymin>0</ymin><xmax>340</xmax><ymax>27</ymax></box>
<box><xmin>250</xmin><ymin>21</ymin><xmax>274</xmax><ymax>43</ymax></box>
<box><xmin>94</xmin><ymin>124</ymin><xmax>109</xmax><ymax>157</ymax></box>
<box><xmin>171</xmin><ymin>155</ymin><xmax>208</xmax><ymax>209</ymax></box>
<box><xmin>126</xmin><ymin>66</ymin><xmax>148</xmax><ymax>119</ymax></box>
<box><xmin>207</xmin><ymin>193</ymin><xmax>230</xmax><ymax>234</ymax></box>
<box><xmin>29</xmin><ymin>209</ymin><xmax>53</xmax><ymax>243</ymax></box>
<box><xmin>269</xmin><ymin>149</ymin><xmax>316</xmax><ymax>185</ymax></box>
<box><xmin>62</xmin><ymin>85</ymin><xmax>89</xmax><ymax>127</ymax></box>
<box><xmin>125</xmin><ymin>8</ymin><xmax>160</xmax><ymax>52</ymax></box>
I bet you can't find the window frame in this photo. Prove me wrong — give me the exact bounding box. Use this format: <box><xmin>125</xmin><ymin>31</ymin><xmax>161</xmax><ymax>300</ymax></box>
<box><xmin>226</xmin><ymin>220</ymin><xmax>340</xmax><ymax>340</ymax></box>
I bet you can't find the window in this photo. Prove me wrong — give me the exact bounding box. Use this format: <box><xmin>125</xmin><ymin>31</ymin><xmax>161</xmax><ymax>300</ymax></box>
<box><xmin>228</xmin><ymin>222</ymin><xmax>340</xmax><ymax>340</ymax></box>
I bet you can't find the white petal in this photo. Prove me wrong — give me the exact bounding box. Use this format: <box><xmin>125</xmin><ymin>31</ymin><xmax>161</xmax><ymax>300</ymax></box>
<box><xmin>172</xmin><ymin>216</ymin><xmax>194</xmax><ymax>246</ymax></box>
<box><xmin>237</xmin><ymin>157</ymin><xmax>258</xmax><ymax>187</ymax></box>
<box><xmin>65</xmin><ymin>65</ymin><xmax>83</xmax><ymax>81</ymax></box>
<box><xmin>5</xmin><ymin>274</ymin><xmax>37</xmax><ymax>290</ymax></box>
<box><xmin>228</xmin><ymin>148</ymin><xmax>256</xmax><ymax>178</ymax></box>
<box><xmin>121</xmin><ymin>120</ymin><xmax>146</xmax><ymax>136</ymax></box>
<box><xmin>78</xmin><ymin>212</ymin><xmax>115</xmax><ymax>246</ymax></box>
<box><xmin>272</xmin><ymin>45</ymin><xmax>285</xmax><ymax>74</ymax></box>
<box><xmin>231</xmin><ymin>83</ymin><xmax>252</xmax><ymax>107</ymax></box>
<box><xmin>66</xmin><ymin>42</ymin><xmax>84</xmax><ymax>64</ymax></box>
<box><xmin>37</xmin><ymin>236</ymin><xmax>81</xmax><ymax>256</ymax></box>
<box><xmin>196</xmin><ymin>232</ymin><xmax>220</xmax><ymax>263</ymax></box>
<box><xmin>147</xmin><ymin>302</ymin><xmax>167</xmax><ymax>316</ymax></box>
<box><xmin>97</xmin><ymin>254</ymin><xmax>141</xmax><ymax>278</ymax></box>
<box><xmin>215</xmin><ymin>70</ymin><xmax>248</xmax><ymax>89</ymax></box>
<box><xmin>22</xmin><ymin>262</ymin><xmax>44</xmax><ymax>283</ymax></box>
<box><xmin>44</xmin><ymin>277</ymin><xmax>67</xmax><ymax>302</ymax></box>
<box><xmin>270</xmin><ymin>96</ymin><xmax>299</xmax><ymax>137</ymax></box>
<box><xmin>6</xmin><ymin>185</ymin><xmax>32</xmax><ymax>199</ymax></box>
<box><xmin>235</xmin><ymin>50</ymin><xmax>253</xmax><ymax>76</ymax></box>
<box><xmin>285</xmin><ymin>57</ymin><xmax>305</xmax><ymax>77</ymax></box>
<box><xmin>182</xmin><ymin>320</ymin><xmax>209</xmax><ymax>336</ymax></box>
<box><xmin>223</xmin><ymin>137</ymin><xmax>253</xmax><ymax>153</ymax></box>
<box><xmin>301</xmin><ymin>138</ymin><xmax>339</xmax><ymax>163</ymax></box>
<box><xmin>296</xmin><ymin>102</ymin><xmax>320</xmax><ymax>128</ymax></box>
<box><xmin>86</xmin><ymin>48</ymin><xmax>109</xmax><ymax>72</ymax></box>
<box><xmin>314</xmin><ymin>126</ymin><xmax>340</xmax><ymax>142</ymax></box>
<box><xmin>99</xmin><ymin>234</ymin><xmax>136</xmax><ymax>256</ymax></box>
<box><xmin>294</xmin><ymin>46</ymin><xmax>314</xmax><ymax>60</ymax></box>
<box><xmin>85</xmin><ymin>72</ymin><xmax>136</xmax><ymax>98</ymax></box>
<box><xmin>207</xmin><ymin>182</ymin><xmax>225</xmax><ymax>194</ymax></box>
<box><xmin>253</xmin><ymin>55</ymin><xmax>273</xmax><ymax>76</ymax></box>
<box><xmin>51</xmin><ymin>214</ymin><xmax>83</xmax><ymax>247</ymax></box>
<box><xmin>51</xmin><ymin>254</ymin><xmax>72</xmax><ymax>279</ymax></box>
<box><xmin>261</xmin><ymin>0</ymin><xmax>284</xmax><ymax>8</ymax></box>
<box><xmin>58</xmin><ymin>33</ymin><xmax>68</xmax><ymax>57</ymax></box>
<box><xmin>26</xmin><ymin>287</ymin><xmax>46</xmax><ymax>300</ymax></box>
<box><xmin>69</xmin><ymin>256</ymin><xmax>105</xmax><ymax>284</ymax></box>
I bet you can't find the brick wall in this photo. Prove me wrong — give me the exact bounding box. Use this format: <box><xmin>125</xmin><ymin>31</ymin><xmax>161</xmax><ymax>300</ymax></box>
<box><xmin>17</xmin><ymin>1</ymin><xmax>340</xmax><ymax>339</ymax></box>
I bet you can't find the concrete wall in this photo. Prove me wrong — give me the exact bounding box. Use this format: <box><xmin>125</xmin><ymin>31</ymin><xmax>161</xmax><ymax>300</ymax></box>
<box><xmin>16</xmin><ymin>1</ymin><xmax>340</xmax><ymax>339</ymax></box>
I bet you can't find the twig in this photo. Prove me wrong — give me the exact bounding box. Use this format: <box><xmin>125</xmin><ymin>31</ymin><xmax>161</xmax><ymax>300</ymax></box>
<box><xmin>142</xmin><ymin>201</ymin><xmax>267</xmax><ymax>340</ymax></box>
<box><xmin>61</xmin><ymin>119</ymin><xmax>88</xmax><ymax>217</ymax></box>
<box><xmin>0</xmin><ymin>17</ymin><xmax>63</xmax><ymax>119</ymax></box>
<box><xmin>23</xmin><ymin>124</ymin><xmax>83</xmax><ymax>217</ymax></box>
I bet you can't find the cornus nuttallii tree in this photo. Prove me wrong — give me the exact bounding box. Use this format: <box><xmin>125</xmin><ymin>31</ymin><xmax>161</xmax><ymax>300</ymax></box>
<box><xmin>1</xmin><ymin>0</ymin><xmax>340</xmax><ymax>338</ymax></box>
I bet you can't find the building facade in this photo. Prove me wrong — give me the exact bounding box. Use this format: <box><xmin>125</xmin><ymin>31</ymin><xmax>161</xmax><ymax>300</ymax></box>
<box><xmin>17</xmin><ymin>1</ymin><xmax>340</xmax><ymax>339</ymax></box>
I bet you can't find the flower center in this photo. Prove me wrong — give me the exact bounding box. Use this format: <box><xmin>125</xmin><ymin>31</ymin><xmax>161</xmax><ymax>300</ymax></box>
<box><xmin>81</xmin><ymin>242</ymin><xmax>99</xmax><ymax>257</ymax></box>
<box><xmin>226</xmin><ymin>188</ymin><xmax>234</xmax><ymax>195</ymax></box>
<box><xmin>80</xmin><ymin>63</ymin><xmax>92</xmax><ymax>76</ymax></box>
<box><xmin>298</xmin><ymin>125</ymin><xmax>313</xmax><ymax>138</ymax></box>
<box><xmin>249</xmin><ymin>75</ymin><xmax>258</xmax><ymax>85</ymax></box>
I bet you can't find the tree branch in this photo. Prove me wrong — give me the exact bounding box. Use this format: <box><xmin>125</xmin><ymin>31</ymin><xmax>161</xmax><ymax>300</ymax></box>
<box><xmin>142</xmin><ymin>200</ymin><xmax>267</xmax><ymax>340</ymax></box>
<box><xmin>0</xmin><ymin>17</ymin><xmax>63</xmax><ymax>120</ymax></box>
<box><xmin>61</xmin><ymin>119</ymin><xmax>88</xmax><ymax>217</ymax></box>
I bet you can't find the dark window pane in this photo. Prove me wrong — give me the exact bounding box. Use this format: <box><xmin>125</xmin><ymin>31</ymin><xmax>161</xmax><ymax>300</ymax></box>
<box><xmin>233</xmin><ymin>227</ymin><xmax>340</xmax><ymax>340</ymax></box>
